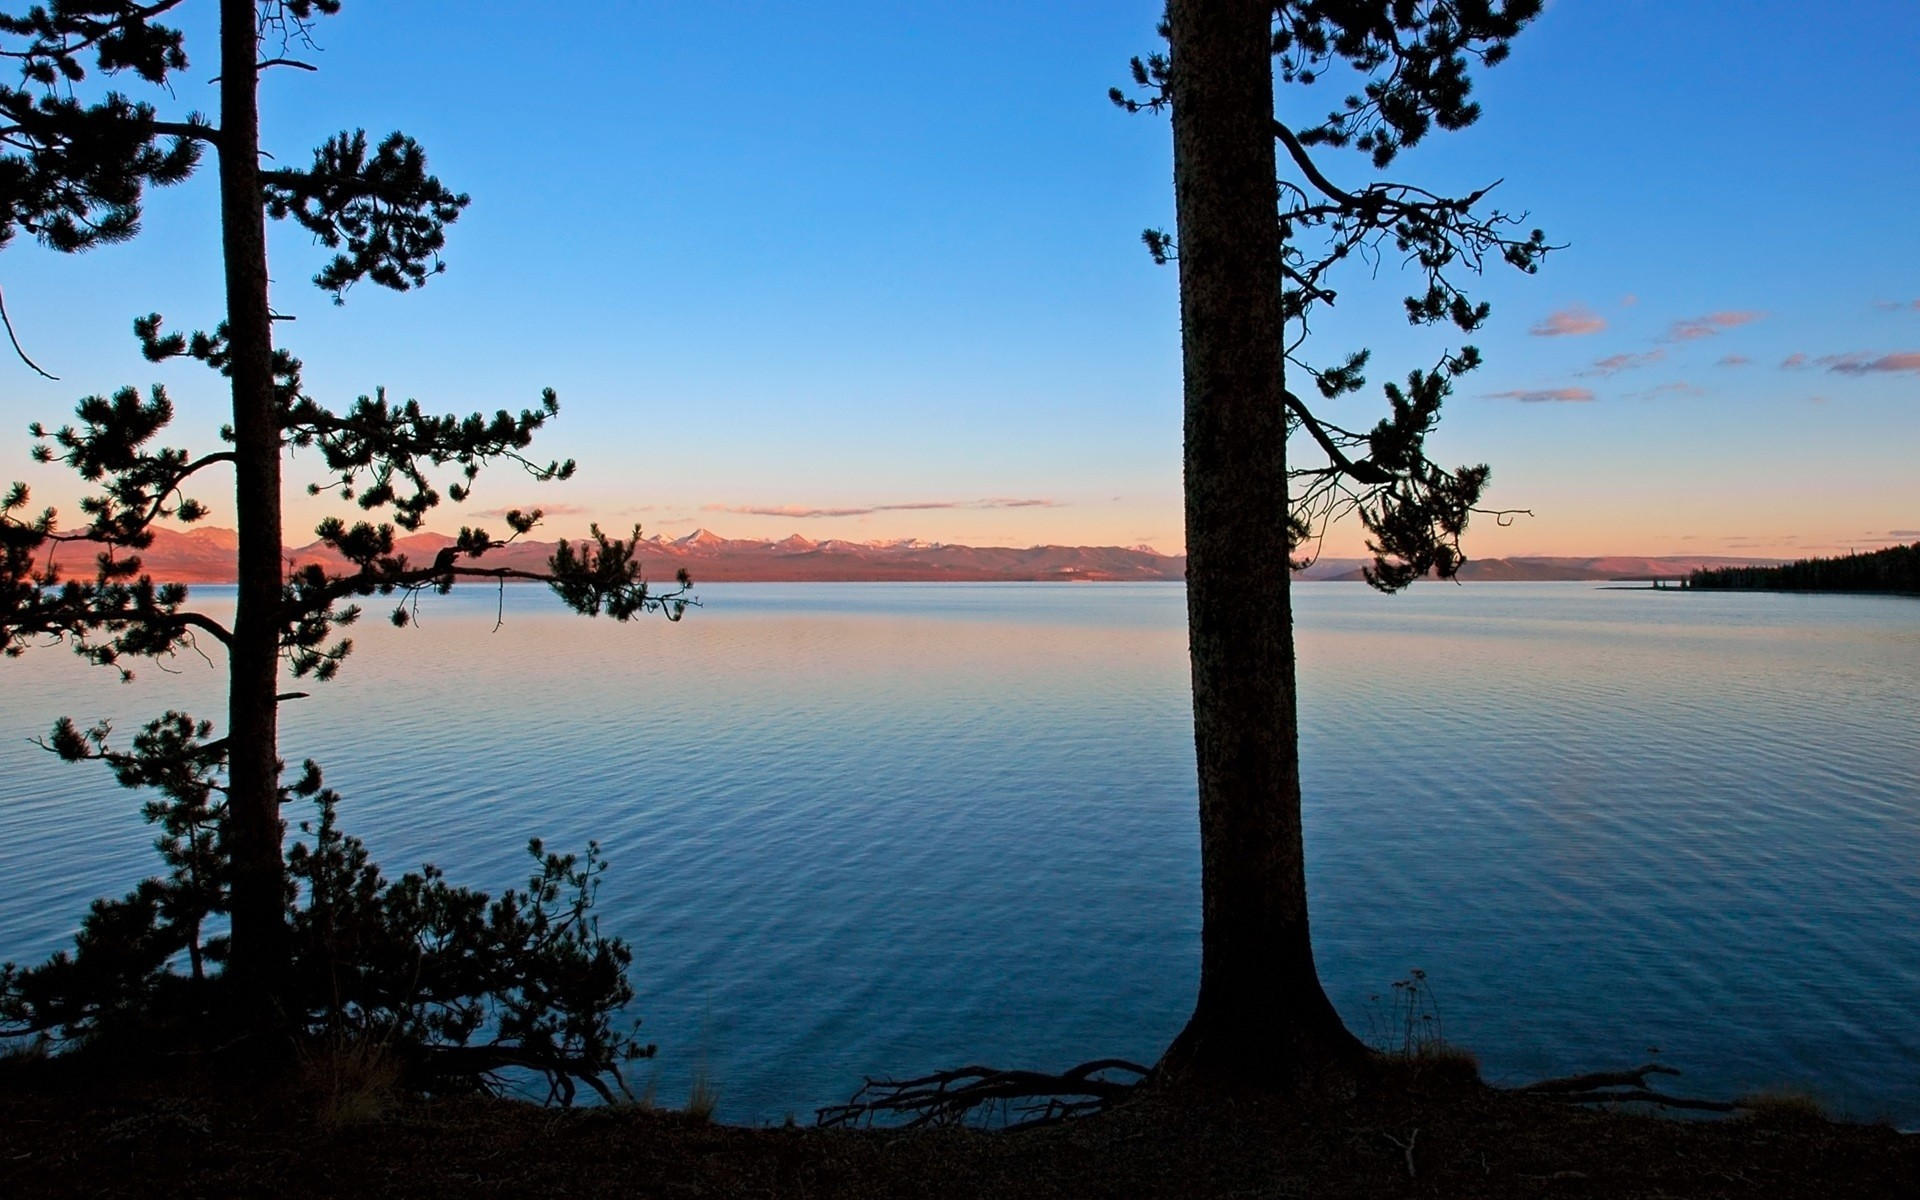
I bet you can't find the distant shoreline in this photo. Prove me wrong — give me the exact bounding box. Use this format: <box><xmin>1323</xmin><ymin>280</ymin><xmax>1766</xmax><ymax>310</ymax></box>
<box><xmin>1687</xmin><ymin>542</ymin><xmax>1920</xmax><ymax>595</ymax></box>
<box><xmin>95</xmin><ymin>525</ymin><xmax>1794</xmax><ymax>587</ymax></box>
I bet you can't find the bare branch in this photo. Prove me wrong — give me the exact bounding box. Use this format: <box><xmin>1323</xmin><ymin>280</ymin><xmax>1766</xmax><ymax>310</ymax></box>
<box><xmin>0</xmin><ymin>283</ymin><xmax>56</xmax><ymax>379</ymax></box>
<box><xmin>1284</xmin><ymin>388</ymin><xmax>1391</xmax><ymax>485</ymax></box>
<box><xmin>207</xmin><ymin>57</ymin><xmax>318</xmax><ymax>84</ymax></box>
<box><xmin>1274</xmin><ymin>117</ymin><xmax>1356</xmax><ymax>205</ymax></box>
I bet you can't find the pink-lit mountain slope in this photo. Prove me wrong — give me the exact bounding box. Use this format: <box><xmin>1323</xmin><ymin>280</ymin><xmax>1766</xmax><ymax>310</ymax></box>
<box><xmin>82</xmin><ymin>530</ymin><xmax>1788</xmax><ymax>586</ymax></box>
<box><xmin>36</xmin><ymin>525</ymin><xmax>242</xmax><ymax>584</ymax></box>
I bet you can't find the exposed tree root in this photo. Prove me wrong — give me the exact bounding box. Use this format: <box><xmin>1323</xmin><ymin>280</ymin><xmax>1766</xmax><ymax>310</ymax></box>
<box><xmin>816</xmin><ymin>1059</ymin><xmax>1150</xmax><ymax>1130</ymax></box>
<box><xmin>411</xmin><ymin>1043</ymin><xmax>633</xmax><ymax>1107</ymax></box>
<box><xmin>1516</xmin><ymin>1063</ymin><xmax>1739</xmax><ymax>1113</ymax></box>
<box><xmin>819</xmin><ymin>1056</ymin><xmax>1748</xmax><ymax>1131</ymax></box>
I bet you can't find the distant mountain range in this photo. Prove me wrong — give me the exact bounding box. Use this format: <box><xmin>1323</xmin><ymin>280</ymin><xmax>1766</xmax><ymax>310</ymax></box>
<box><xmin>62</xmin><ymin>527</ymin><xmax>1782</xmax><ymax>585</ymax></box>
<box><xmin>85</xmin><ymin>526</ymin><xmax>1189</xmax><ymax>584</ymax></box>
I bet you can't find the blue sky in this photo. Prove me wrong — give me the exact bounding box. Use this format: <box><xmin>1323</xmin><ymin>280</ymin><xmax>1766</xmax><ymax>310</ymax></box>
<box><xmin>3</xmin><ymin>1</ymin><xmax>1916</xmax><ymax>557</ymax></box>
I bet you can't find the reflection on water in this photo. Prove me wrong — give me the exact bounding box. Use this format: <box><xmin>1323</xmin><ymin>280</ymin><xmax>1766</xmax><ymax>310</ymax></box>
<box><xmin>2</xmin><ymin>582</ymin><xmax>1916</xmax><ymax>1124</ymax></box>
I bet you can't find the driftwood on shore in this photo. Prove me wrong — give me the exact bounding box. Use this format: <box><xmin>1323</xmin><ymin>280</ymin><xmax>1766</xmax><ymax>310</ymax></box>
<box><xmin>816</xmin><ymin>1059</ymin><xmax>1151</xmax><ymax>1129</ymax></box>
<box><xmin>1518</xmin><ymin>1062</ymin><xmax>1740</xmax><ymax>1113</ymax></box>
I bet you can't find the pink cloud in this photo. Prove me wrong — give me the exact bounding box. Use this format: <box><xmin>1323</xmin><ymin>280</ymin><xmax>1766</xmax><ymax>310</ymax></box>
<box><xmin>1485</xmin><ymin>387</ymin><xmax>1596</xmax><ymax>404</ymax></box>
<box><xmin>1715</xmin><ymin>354</ymin><xmax>1751</xmax><ymax>367</ymax></box>
<box><xmin>1578</xmin><ymin>349</ymin><xmax>1665</xmax><ymax>377</ymax></box>
<box><xmin>1530</xmin><ymin>305</ymin><xmax>1607</xmax><ymax>337</ymax></box>
<box><xmin>1780</xmin><ymin>352</ymin><xmax>1809</xmax><ymax>369</ymax></box>
<box><xmin>1621</xmin><ymin>294</ymin><xmax>1639</xmax><ymax>307</ymax></box>
<box><xmin>1666</xmin><ymin>310</ymin><xmax>1766</xmax><ymax>340</ymax></box>
<box><xmin>708</xmin><ymin>498</ymin><xmax>1061</xmax><ymax>519</ymax></box>
<box><xmin>470</xmin><ymin>502</ymin><xmax>592</xmax><ymax>520</ymax></box>
<box><xmin>1818</xmin><ymin>351</ymin><xmax>1920</xmax><ymax>375</ymax></box>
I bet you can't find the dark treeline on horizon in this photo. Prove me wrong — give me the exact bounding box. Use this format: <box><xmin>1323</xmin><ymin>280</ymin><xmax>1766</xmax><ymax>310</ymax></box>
<box><xmin>1689</xmin><ymin>542</ymin><xmax>1920</xmax><ymax>594</ymax></box>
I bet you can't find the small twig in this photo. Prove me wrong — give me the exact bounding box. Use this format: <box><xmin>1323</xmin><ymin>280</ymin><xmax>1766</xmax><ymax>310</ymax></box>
<box><xmin>1381</xmin><ymin>1127</ymin><xmax>1418</xmax><ymax>1179</ymax></box>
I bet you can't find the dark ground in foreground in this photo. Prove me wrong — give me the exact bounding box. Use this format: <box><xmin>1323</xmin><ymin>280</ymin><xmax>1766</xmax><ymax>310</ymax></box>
<box><xmin>2</xmin><ymin>1068</ymin><xmax>1914</xmax><ymax>1200</ymax></box>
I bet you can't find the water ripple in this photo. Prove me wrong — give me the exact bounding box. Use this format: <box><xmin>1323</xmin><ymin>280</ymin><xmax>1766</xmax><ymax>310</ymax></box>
<box><xmin>2</xmin><ymin>582</ymin><xmax>1915</xmax><ymax>1124</ymax></box>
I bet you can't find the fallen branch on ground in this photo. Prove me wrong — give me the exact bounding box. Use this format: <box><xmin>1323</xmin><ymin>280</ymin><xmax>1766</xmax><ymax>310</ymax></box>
<box><xmin>1541</xmin><ymin>1088</ymin><xmax>1739</xmax><ymax>1113</ymax></box>
<box><xmin>1517</xmin><ymin>1063</ymin><xmax>1739</xmax><ymax>1113</ymax></box>
<box><xmin>1518</xmin><ymin>1063</ymin><xmax>1681</xmax><ymax>1094</ymax></box>
<box><xmin>816</xmin><ymin>1058</ymin><xmax>1150</xmax><ymax>1130</ymax></box>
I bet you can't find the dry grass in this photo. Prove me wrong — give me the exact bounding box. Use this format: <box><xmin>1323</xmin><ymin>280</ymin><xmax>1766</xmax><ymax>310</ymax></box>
<box><xmin>1739</xmin><ymin>1086</ymin><xmax>1831</xmax><ymax>1125</ymax></box>
<box><xmin>1387</xmin><ymin>1041</ymin><xmax>1483</xmax><ymax>1088</ymax></box>
<box><xmin>684</xmin><ymin>1066</ymin><xmax>719</xmax><ymax>1124</ymax></box>
<box><xmin>292</xmin><ymin>1036</ymin><xmax>402</xmax><ymax>1129</ymax></box>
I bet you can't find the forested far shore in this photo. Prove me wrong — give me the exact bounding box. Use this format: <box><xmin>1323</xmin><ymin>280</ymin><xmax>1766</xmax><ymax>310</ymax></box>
<box><xmin>1688</xmin><ymin>542</ymin><xmax>1920</xmax><ymax>594</ymax></box>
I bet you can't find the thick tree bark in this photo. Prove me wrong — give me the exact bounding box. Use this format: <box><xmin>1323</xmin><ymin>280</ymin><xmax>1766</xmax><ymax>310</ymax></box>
<box><xmin>218</xmin><ymin>0</ymin><xmax>288</xmax><ymax>1003</ymax></box>
<box><xmin>1159</xmin><ymin>0</ymin><xmax>1366</xmax><ymax>1085</ymax></box>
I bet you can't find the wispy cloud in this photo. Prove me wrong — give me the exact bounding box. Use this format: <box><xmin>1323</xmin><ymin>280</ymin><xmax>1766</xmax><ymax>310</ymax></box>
<box><xmin>707</xmin><ymin>498</ymin><xmax>1062</xmax><ymax>519</ymax></box>
<box><xmin>1626</xmin><ymin>381</ymin><xmax>1706</xmax><ymax>400</ymax></box>
<box><xmin>1485</xmin><ymin>387</ymin><xmax>1595</xmax><ymax>404</ymax></box>
<box><xmin>1872</xmin><ymin>299</ymin><xmax>1920</xmax><ymax>312</ymax></box>
<box><xmin>1780</xmin><ymin>352</ymin><xmax>1809</xmax><ymax>369</ymax></box>
<box><xmin>1817</xmin><ymin>351</ymin><xmax>1920</xmax><ymax>375</ymax></box>
<box><xmin>1666</xmin><ymin>310</ymin><xmax>1766</xmax><ymax>340</ymax></box>
<box><xmin>470</xmin><ymin>502</ymin><xmax>593</xmax><ymax>520</ymax></box>
<box><xmin>1888</xmin><ymin>529</ymin><xmax>1920</xmax><ymax>538</ymax></box>
<box><xmin>1530</xmin><ymin>305</ymin><xmax>1607</xmax><ymax>337</ymax></box>
<box><xmin>1621</xmin><ymin>294</ymin><xmax>1639</xmax><ymax>308</ymax></box>
<box><xmin>1716</xmin><ymin>354</ymin><xmax>1751</xmax><ymax>367</ymax></box>
<box><xmin>1578</xmin><ymin>349</ymin><xmax>1664</xmax><ymax>377</ymax></box>
<box><xmin>1719</xmin><ymin>533</ymin><xmax>1800</xmax><ymax>548</ymax></box>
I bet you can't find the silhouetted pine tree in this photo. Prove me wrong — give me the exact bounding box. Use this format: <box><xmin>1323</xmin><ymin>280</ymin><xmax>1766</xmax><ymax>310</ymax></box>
<box><xmin>0</xmin><ymin>2</ymin><xmax>687</xmax><ymax>1094</ymax></box>
<box><xmin>1115</xmin><ymin>1</ymin><xmax>1548</xmax><ymax>1087</ymax></box>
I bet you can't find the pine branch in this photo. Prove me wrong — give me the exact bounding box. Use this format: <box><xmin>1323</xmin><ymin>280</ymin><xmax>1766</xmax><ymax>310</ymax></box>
<box><xmin>0</xmin><ymin>1</ymin><xmax>191</xmax><ymax>81</ymax></box>
<box><xmin>284</xmin><ymin>386</ymin><xmax>571</xmax><ymax>531</ymax></box>
<box><xmin>261</xmin><ymin>129</ymin><xmax>469</xmax><ymax>301</ymax></box>
<box><xmin>278</xmin><ymin>517</ymin><xmax>693</xmax><ymax>681</ymax></box>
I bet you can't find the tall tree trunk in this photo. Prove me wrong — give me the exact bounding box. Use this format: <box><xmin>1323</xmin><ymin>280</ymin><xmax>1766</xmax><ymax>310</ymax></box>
<box><xmin>218</xmin><ymin>0</ymin><xmax>287</xmax><ymax>1006</ymax></box>
<box><xmin>1159</xmin><ymin>0</ymin><xmax>1366</xmax><ymax>1085</ymax></box>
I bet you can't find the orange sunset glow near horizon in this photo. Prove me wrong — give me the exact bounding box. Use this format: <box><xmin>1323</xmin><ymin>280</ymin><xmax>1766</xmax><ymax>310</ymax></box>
<box><xmin>2</xmin><ymin>3</ymin><xmax>1914</xmax><ymax>568</ymax></box>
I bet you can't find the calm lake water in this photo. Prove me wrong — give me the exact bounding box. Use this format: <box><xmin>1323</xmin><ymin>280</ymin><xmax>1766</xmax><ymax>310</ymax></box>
<box><xmin>3</xmin><ymin>582</ymin><xmax>1917</xmax><ymax>1125</ymax></box>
